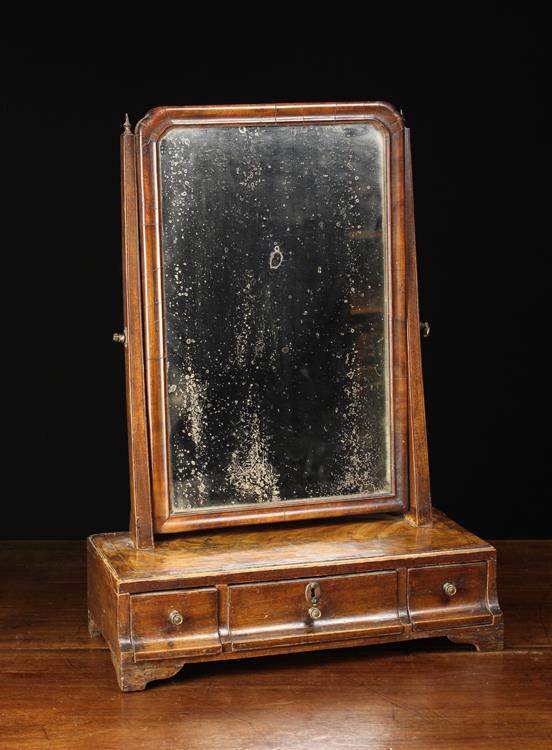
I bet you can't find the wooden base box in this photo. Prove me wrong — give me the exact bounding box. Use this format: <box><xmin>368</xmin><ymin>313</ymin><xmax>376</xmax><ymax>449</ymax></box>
<box><xmin>87</xmin><ymin>510</ymin><xmax>503</xmax><ymax>691</ymax></box>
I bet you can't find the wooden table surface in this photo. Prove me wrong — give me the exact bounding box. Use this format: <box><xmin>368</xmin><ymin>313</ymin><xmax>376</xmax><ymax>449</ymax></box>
<box><xmin>1</xmin><ymin>539</ymin><xmax>550</xmax><ymax>749</ymax></box>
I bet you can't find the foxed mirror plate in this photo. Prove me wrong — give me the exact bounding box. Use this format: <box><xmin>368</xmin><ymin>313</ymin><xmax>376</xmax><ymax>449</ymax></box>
<box><xmin>159</xmin><ymin>122</ymin><xmax>392</xmax><ymax>513</ymax></box>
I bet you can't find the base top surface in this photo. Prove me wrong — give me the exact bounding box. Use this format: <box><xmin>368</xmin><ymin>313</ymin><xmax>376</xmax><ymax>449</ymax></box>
<box><xmin>89</xmin><ymin>510</ymin><xmax>494</xmax><ymax>590</ymax></box>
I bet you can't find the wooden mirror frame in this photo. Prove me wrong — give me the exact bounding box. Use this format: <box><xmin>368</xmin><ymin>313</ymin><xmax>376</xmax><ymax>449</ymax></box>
<box><xmin>119</xmin><ymin>102</ymin><xmax>431</xmax><ymax>548</ymax></box>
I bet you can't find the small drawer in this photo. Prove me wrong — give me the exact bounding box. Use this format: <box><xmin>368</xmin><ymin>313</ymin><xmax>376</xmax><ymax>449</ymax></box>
<box><xmin>408</xmin><ymin>562</ymin><xmax>492</xmax><ymax>631</ymax></box>
<box><xmin>229</xmin><ymin>571</ymin><xmax>402</xmax><ymax>651</ymax></box>
<box><xmin>130</xmin><ymin>588</ymin><xmax>222</xmax><ymax>661</ymax></box>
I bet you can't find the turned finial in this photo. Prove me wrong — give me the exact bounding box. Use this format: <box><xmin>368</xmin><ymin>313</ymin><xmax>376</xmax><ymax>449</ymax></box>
<box><xmin>123</xmin><ymin>113</ymin><xmax>132</xmax><ymax>134</ymax></box>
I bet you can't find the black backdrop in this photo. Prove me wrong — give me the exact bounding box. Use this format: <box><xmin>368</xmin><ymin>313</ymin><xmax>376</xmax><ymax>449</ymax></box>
<box><xmin>5</xmin><ymin>35</ymin><xmax>548</xmax><ymax>540</ymax></box>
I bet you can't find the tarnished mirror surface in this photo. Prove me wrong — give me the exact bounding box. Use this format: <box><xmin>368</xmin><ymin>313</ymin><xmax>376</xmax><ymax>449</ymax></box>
<box><xmin>159</xmin><ymin>122</ymin><xmax>392</xmax><ymax>512</ymax></box>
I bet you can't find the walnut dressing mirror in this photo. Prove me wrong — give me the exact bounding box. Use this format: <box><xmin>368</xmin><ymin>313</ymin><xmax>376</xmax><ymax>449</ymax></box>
<box><xmin>136</xmin><ymin>104</ymin><xmax>408</xmax><ymax>534</ymax></box>
<box><xmin>87</xmin><ymin>103</ymin><xmax>502</xmax><ymax>692</ymax></box>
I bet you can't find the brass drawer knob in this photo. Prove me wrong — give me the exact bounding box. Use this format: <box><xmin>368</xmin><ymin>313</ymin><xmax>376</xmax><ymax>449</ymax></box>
<box><xmin>443</xmin><ymin>581</ymin><xmax>457</xmax><ymax>597</ymax></box>
<box><xmin>113</xmin><ymin>332</ymin><xmax>126</xmax><ymax>344</ymax></box>
<box><xmin>169</xmin><ymin>610</ymin><xmax>184</xmax><ymax>626</ymax></box>
<box><xmin>308</xmin><ymin>606</ymin><xmax>322</xmax><ymax>620</ymax></box>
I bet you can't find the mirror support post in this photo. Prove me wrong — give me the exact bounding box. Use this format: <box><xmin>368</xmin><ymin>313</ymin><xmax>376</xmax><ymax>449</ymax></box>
<box><xmin>121</xmin><ymin>121</ymin><xmax>155</xmax><ymax>549</ymax></box>
<box><xmin>403</xmin><ymin>128</ymin><xmax>432</xmax><ymax>527</ymax></box>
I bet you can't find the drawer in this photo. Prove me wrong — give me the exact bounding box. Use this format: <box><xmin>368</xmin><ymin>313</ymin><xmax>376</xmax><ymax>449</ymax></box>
<box><xmin>130</xmin><ymin>588</ymin><xmax>222</xmax><ymax>661</ymax></box>
<box><xmin>408</xmin><ymin>562</ymin><xmax>492</xmax><ymax>631</ymax></box>
<box><xmin>229</xmin><ymin>571</ymin><xmax>402</xmax><ymax>651</ymax></box>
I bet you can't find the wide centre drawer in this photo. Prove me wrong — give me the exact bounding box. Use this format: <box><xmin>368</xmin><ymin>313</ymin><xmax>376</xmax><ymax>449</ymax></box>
<box><xmin>228</xmin><ymin>571</ymin><xmax>402</xmax><ymax>651</ymax></box>
<box><xmin>130</xmin><ymin>588</ymin><xmax>222</xmax><ymax>661</ymax></box>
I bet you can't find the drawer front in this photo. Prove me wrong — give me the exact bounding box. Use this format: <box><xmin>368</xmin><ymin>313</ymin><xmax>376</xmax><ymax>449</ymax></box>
<box><xmin>229</xmin><ymin>571</ymin><xmax>401</xmax><ymax>651</ymax></box>
<box><xmin>130</xmin><ymin>588</ymin><xmax>222</xmax><ymax>661</ymax></box>
<box><xmin>408</xmin><ymin>562</ymin><xmax>492</xmax><ymax>631</ymax></box>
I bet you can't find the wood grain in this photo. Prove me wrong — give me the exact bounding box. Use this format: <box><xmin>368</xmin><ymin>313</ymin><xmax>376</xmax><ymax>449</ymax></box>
<box><xmin>408</xmin><ymin>561</ymin><xmax>493</xmax><ymax>630</ymax></box>
<box><xmin>86</xmin><ymin>510</ymin><xmax>503</xmax><ymax>689</ymax></box>
<box><xmin>131</xmin><ymin>588</ymin><xmax>221</xmax><ymax>660</ymax></box>
<box><xmin>2</xmin><ymin>650</ymin><xmax>550</xmax><ymax>750</ymax></box>
<box><xmin>0</xmin><ymin>541</ymin><xmax>101</xmax><ymax>650</ymax></box>
<box><xmin>89</xmin><ymin>509</ymin><xmax>494</xmax><ymax>592</ymax></box>
<box><xmin>228</xmin><ymin>570</ymin><xmax>402</xmax><ymax>649</ymax></box>
<box><xmin>1</xmin><ymin>540</ymin><xmax>550</xmax><ymax>748</ymax></box>
<box><xmin>404</xmin><ymin>126</ymin><xmax>432</xmax><ymax>526</ymax></box>
<box><xmin>120</xmin><ymin>124</ymin><xmax>154</xmax><ymax>549</ymax></box>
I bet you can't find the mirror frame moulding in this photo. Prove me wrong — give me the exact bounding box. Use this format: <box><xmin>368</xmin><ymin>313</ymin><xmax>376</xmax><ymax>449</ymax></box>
<box><xmin>128</xmin><ymin>102</ymin><xmax>414</xmax><ymax>536</ymax></box>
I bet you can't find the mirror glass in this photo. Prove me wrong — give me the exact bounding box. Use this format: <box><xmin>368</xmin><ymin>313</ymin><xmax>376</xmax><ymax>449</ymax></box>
<box><xmin>159</xmin><ymin>122</ymin><xmax>392</xmax><ymax>512</ymax></box>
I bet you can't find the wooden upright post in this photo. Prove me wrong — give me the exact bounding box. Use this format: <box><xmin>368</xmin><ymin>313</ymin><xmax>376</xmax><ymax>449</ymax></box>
<box><xmin>120</xmin><ymin>115</ymin><xmax>154</xmax><ymax>548</ymax></box>
<box><xmin>404</xmin><ymin>127</ymin><xmax>432</xmax><ymax>527</ymax></box>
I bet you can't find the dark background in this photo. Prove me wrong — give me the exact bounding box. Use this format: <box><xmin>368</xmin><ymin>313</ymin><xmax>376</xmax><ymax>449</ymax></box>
<box><xmin>4</xmin><ymin>28</ymin><xmax>547</xmax><ymax>540</ymax></box>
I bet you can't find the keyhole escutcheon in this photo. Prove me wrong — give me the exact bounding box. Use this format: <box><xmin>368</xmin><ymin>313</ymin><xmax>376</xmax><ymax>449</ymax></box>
<box><xmin>305</xmin><ymin>581</ymin><xmax>321</xmax><ymax>604</ymax></box>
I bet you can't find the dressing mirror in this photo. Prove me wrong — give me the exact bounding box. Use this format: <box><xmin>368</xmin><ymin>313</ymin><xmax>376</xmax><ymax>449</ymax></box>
<box><xmin>136</xmin><ymin>104</ymin><xmax>408</xmax><ymax>534</ymax></box>
<box><xmin>87</xmin><ymin>103</ymin><xmax>503</xmax><ymax>693</ymax></box>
